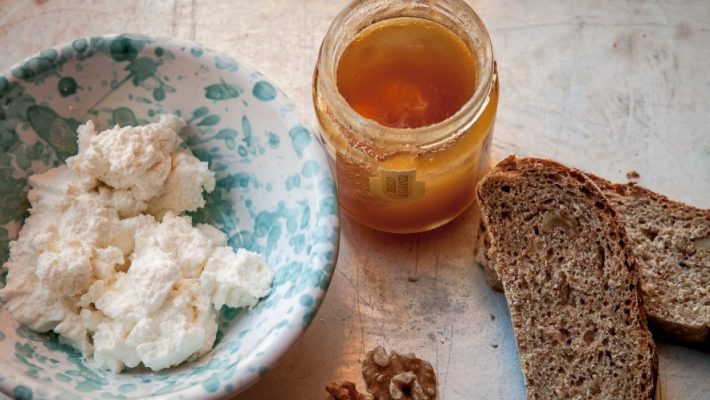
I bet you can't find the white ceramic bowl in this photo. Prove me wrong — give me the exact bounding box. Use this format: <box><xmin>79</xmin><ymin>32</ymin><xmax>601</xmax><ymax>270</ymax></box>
<box><xmin>0</xmin><ymin>34</ymin><xmax>338</xmax><ymax>399</ymax></box>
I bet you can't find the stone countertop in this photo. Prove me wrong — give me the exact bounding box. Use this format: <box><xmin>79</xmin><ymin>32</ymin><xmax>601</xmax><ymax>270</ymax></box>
<box><xmin>1</xmin><ymin>1</ymin><xmax>708</xmax><ymax>399</ymax></box>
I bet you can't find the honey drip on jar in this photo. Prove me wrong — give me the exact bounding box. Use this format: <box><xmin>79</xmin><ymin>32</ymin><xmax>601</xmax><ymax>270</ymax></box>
<box><xmin>337</xmin><ymin>17</ymin><xmax>477</xmax><ymax>128</ymax></box>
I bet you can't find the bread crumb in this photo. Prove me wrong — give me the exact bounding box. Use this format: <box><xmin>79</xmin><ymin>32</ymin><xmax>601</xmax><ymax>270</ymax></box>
<box><xmin>626</xmin><ymin>170</ymin><xmax>640</xmax><ymax>180</ymax></box>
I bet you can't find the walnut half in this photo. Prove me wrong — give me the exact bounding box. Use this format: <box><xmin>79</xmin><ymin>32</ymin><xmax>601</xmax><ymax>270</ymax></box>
<box><xmin>362</xmin><ymin>346</ymin><xmax>437</xmax><ymax>400</ymax></box>
<box><xmin>325</xmin><ymin>381</ymin><xmax>373</xmax><ymax>400</ymax></box>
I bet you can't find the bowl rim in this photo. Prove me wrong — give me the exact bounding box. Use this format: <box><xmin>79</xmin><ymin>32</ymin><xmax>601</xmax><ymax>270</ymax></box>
<box><xmin>0</xmin><ymin>33</ymin><xmax>340</xmax><ymax>399</ymax></box>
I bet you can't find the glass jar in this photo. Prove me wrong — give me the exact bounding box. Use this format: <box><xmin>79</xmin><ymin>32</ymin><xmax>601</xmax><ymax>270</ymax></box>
<box><xmin>313</xmin><ymin>0</ymin><xmax>498</xmax><ymax>233</ymax></box>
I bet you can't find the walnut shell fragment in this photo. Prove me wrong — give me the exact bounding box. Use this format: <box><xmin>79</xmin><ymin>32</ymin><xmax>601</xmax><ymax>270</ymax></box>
<box><xmin>325</xmin><ymin>381</ymin><xmax>374</xmax><ymax>400</ymax></box>
<box><xmin>362</xmin><ymin>346</ymin><xmax>438</xmax><ymax>400</ymax></box>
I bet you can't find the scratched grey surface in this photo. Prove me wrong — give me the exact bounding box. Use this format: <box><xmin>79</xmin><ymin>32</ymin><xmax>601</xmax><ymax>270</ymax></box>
<box><xmin>1</xmin><ymin>1</ymin><xmax>709</xmax><ymax>399</ymax></box>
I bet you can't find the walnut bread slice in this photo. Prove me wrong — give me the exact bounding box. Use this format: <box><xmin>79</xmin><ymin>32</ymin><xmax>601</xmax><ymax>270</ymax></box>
<box><xmin>591</xmin><ymin>177</ymin><xmax>710</xmax><ymax>343</ymax></box>
<box><xmin>477</xmin><ymin>156</ymin><xmax>657</xmax><ymax>400</ymax></box>
<box><xmin>476</xmin><ymin>168</ymin><xmax>710</xmax><ymax>344</ymax></box>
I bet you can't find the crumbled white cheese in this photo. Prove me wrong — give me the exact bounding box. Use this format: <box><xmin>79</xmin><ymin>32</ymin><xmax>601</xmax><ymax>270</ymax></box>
<box><xmin>93</xmin><ymin>279</ymin><xmax>218</xmax><ymax>372</ymax></box>
<box><xmin>68</xmin><ymin>116</ymin><xmax>184</xmax><ymax>198</ymax></box>
<box><xmin>3</xmin><ymin>167</ymin><xmax>123</xmax><ymax>332</ymax></box>
<box><xmin>126</xmin><ymin>279</ymin><xmax>217</xmax><ymax>371</ymax></box>
<box><xmin>98</xmin><ymin>186</ymin><xmax>148</xmax><ymax>218</ymax></box>
<box><xmin>132</xmin><ymin>212</ymin><xmax>223</xmax><ymax>279</ymax></box>
<box><xmin>200</xmin><ymin>247</ymin><xmax>274</xmax><ymax>310</ymax></box>
<box><xmin>148</xmin><ymin>150</ymin><xmax>216</xmax><ymax>217</ymax></box>
<box><xmin>0</xmin><ymin>116</ymin><xmax>274</xmax><ymax>372</ymax></box>
<box><xmin>95</xmin><ymin>248</ymin><xmax>181</xmax><ymax>322</ymax></box>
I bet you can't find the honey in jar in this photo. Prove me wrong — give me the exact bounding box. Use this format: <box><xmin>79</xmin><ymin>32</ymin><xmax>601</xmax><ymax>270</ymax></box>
<box><xmin>313</xmin><ymin>0</ymin><xmax>498</xmax><ymax>233</ymax></box>
<box><xmin>336</xmin><ymin>17</ymin><xmax>476</xmax><ymax>129</ymax></box>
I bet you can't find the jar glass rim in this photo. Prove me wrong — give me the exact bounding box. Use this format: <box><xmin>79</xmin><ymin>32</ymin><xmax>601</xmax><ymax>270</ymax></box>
<box><xmin>315</xmin><ymin>0</ymin><xmax>495</xmax><ymax>149</ymax></box>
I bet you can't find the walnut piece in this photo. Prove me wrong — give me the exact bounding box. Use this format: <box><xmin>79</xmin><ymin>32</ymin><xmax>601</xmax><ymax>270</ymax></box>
<box><xmin>390</xmin><ymin>371</ymin><xmax>427</xmax><ymax>400</ymax></box>
<box><xmin>326</xmin><ymin>381</ymin><xmax>373</xmax><ymax>400</ymax></box>
<box><xmin>693</xmin><ymin>236</ymin><xmax>710</xmax><ymax>252</ymax></box>
<box><xmin>372</xmin><ymin>346</ymin><xmax>390</xmax><ymax>367</ymax></box>
<box><xmin>362</xmin><ymin>346</ymin><xmax>437</xmax><ymax>400</ymax></box>
<box><xmin>541</xmin><ymin>211</ymin><xmax>577</xmax><ymax>234</ymax></box>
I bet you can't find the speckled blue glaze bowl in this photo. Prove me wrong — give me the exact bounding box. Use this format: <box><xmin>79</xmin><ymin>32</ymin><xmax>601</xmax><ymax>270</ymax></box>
<box><xmin>0</xmin><ymin>34</ymin><xmax>339</xmax><ymax>399</ymax></box>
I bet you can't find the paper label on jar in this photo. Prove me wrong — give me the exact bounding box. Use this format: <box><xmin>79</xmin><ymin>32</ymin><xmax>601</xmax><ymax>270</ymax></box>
<box><xmin>369</xmin><ymin>169</ymin><xmax>425</xmax><ymax>201</ymax></box>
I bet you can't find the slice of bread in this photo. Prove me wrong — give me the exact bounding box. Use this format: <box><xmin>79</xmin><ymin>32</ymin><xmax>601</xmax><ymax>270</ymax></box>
<box><xmin>476</xmin><ymin>167</ymin><xmax>710</xmax><ymax>344</ymax></box>
<box><xmin>477</xmin><ymin>156</ymin><xmax>657</xmax><ymax>400</ymax></box>
<box><xmin>593</xmin><ymin>178</ymin><xmax>710</xmax><ymax>343</ymax></box>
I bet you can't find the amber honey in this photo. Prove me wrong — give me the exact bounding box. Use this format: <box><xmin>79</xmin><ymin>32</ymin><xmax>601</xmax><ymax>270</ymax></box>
<box><xmin>337</xmin><ymin>17</ymin><xmax>477</xmax><ymax>129</ymax></box>
<box><xmin>314</xmin><ymin>0</ymin><xmax>498</xmax><ymax>233</ymax></box>
<box><xmin>333</xmin><ymin>81</ymin><xmax>498</xmax><ymax>233</ymax></box>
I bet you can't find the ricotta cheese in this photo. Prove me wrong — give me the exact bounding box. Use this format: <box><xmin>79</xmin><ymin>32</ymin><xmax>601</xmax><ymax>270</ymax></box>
<box><xmin>148</xmin><ymin>150</ymin><xmax>216</xmax><ymax>217</ymax></box>
<box><xmin>200</xmin><ymin>247</ymin><xmax>274</xmax><ymax>310</ymax></box>
<box><xmin>0</xmin><ymin>116</ymin><xmax>274</xmax><ymax>372</ymax></box>
<box><xmin>67</xmin><ymin>118</ymin><xmax>177</xmax><ymax>201</ymax></box>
